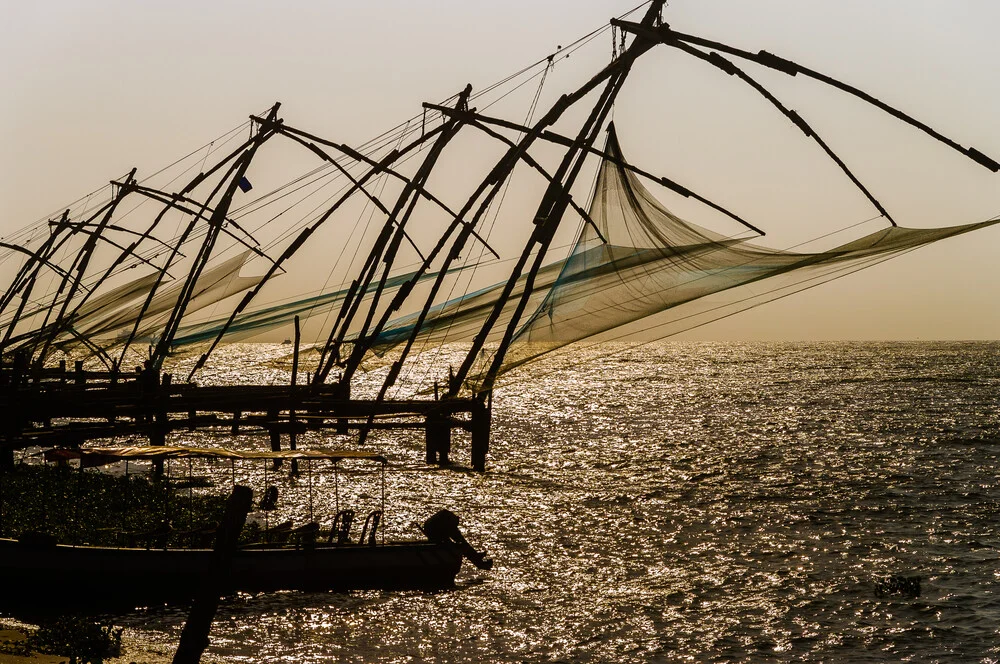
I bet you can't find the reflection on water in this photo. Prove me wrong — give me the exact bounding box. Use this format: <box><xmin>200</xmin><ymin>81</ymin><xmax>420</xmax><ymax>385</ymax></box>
<box><xmin>15</xmin><ymin>342</ymin><xmax>1000</xmax><ymax>662</ymax></box>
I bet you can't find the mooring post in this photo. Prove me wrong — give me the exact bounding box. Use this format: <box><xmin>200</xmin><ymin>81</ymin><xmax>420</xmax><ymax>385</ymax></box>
<box><xmin>173</xmin><ymin>484</ymin><xmax>253</xmax><ymax>664</ymax></box>
<box><xmin>268</xmin><ymin>415</ymin><xmax>281</xmax><ymax>451</ymax></box>
<box><xmin>470</xmin><ymin>396</ymin><xmax>491</xmax><ymax>472</ymax></box>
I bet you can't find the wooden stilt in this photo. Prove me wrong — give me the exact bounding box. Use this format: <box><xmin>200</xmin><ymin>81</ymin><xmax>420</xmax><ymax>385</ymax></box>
<box><xmin>336</xmin><ymin>382</ymin><xmax>350</xmax><ymax>435</ymax></box>
<box><xmin>149</xmin><ymin>371</ymin><xmax>168</xmax><ymax>476</ymax></box>
<box><xmin>425</xmin><ymin>414</ymin><xmax>451</xmax><ymax>465</ymax></box>
<box><xmin>471</xmin><ymin>398</ymin><xmax>490</xmax><ymax>472</ymax></box>
<box><xmin>268</xmin><ymin>408</ymin><xmax>282</xmax><ymax>469</ymax></box>
<box><xmin>289</xmin><ymin>316</ymin><xmax>300</xmax><ymax>476</ymax></box>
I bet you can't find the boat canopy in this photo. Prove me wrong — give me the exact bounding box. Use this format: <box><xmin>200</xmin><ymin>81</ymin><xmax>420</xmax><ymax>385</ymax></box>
<box><xmin>45</xmin><ymin>445</ymin><xmax>386</xmax><ymax>466</ymax></box>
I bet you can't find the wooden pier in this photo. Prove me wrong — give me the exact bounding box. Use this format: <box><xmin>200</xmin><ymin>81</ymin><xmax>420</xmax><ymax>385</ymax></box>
<box><xmin>0</xmin><ymin>363</ymin><xmax>490</xmax><ymax>472</ymax></box>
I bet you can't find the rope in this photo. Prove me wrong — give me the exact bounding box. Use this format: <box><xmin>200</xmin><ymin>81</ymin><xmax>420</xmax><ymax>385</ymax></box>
<box><xmin>391</xmin><ymin>57</ymin><xmax>559</xmax><ymax>398</ymax></box>
<box><xmin>312</xmin><ymin>121</ymin><xmax>414</xmax><ymax>347</ymax></box>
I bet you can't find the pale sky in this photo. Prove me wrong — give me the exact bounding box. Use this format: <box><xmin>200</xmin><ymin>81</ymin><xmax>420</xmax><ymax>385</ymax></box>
<box><xmin>3</xmin><ymin>1</ymin><xmax>999</xmax><ymax>341</ymax></box>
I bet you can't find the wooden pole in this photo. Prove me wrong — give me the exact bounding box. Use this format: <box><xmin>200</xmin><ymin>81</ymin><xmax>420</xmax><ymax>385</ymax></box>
<box><xmin>191</xmin><ymin>123</ymin><xmax>448</xmax><ymax>383</ymax></box>
<box><xmin>172</xmin><ymin>484</ymin><xmax>252</xmax><ymax>664</ymax></box>
<box><xmin>268</xmin><ymin>416</ymin><xmax>282</xmax><ymax>470</ymax></box>
<box><xmin>447</xmin><ymin>2</ymin><xmax>665</xmax><ymax>398</ymax></box>
<box><xmin>316</xmin><ymin>92</ymin><xmax>470</xmax><ymax>388</ymax></box>
<box><xmin>289</xmin><ymin>316</ymin><xmax>300</xmax><ymax>475</ymax></box>
<box><xmin>37</xmin><ymin>169</ymin><xmax>137</xmax><ymax>363</ymax></box>
<box><xmin>471</xmin><ymin>397</ymin><xmax>490</xmax><ymax>472</ymax></box>
<box><xmin>0</xmin><ymin>465</ymin><xmax>5</xmax><ymax>535</ymax></box>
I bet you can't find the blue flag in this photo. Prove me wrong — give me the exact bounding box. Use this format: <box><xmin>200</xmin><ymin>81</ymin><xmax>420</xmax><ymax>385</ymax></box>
<box><xmin>238</xmin><ymin>176</ymin><xmax>253</xmax><ymax>193</ymax></box>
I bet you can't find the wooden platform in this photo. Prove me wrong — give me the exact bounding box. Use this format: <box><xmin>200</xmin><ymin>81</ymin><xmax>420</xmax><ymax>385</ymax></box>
<box><xmin>0</xmin><ymin>365</ymin><xmax>491</xmax><ymax>471</ymax></box>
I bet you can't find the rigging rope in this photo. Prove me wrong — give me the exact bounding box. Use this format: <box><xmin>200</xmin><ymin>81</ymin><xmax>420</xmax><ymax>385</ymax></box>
<box><xmin>312</xmin><ymin>121</ymin><xmax>415</xmax><ymax>349</ymax></box>
<box><xmin>391</xmin><ymin>54</ymin><xmax>560</xmax><ymax>397</ymax></box>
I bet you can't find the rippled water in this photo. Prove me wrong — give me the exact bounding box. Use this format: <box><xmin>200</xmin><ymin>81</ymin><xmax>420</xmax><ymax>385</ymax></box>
<box><xmin>14</xmin><ymin>341</ymin><xmax>1000</xmax><ymax>662</ymax></box>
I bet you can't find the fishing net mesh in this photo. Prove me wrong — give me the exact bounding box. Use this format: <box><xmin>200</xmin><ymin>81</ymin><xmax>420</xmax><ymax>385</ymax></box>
<box><xmin>439</xmin><ymin>126</ymin><xmax>999</xmax><ymax>393</ymax></box>
<box><xmin>35</xmin><ymin>126</ymin><xmax>995</xmax><ymax>390</ymax></box>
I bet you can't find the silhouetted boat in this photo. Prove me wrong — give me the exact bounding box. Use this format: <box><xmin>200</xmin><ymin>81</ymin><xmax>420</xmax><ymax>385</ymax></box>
<box><xmin>0</xmin><ymin>534</ymin><xmax>470</xmax><ymax>608</ymax></box>
<box><xmin>0</xmin><ymin>447</ymin><xmax>491</xmax><ymax>609</ymax></box>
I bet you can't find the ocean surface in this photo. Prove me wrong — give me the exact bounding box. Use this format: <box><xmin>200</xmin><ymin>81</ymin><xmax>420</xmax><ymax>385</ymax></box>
<box><xmin>9</xmin><ymin>341</ymin><xmax>1000</xmax><ymax>663</ymax></box>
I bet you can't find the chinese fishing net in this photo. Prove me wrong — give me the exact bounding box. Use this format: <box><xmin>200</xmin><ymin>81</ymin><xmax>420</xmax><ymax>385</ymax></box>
<box><xmin>370</xmin><ymin>125</ymin><xmax>1000</xmax><ymax>394</ymax></box>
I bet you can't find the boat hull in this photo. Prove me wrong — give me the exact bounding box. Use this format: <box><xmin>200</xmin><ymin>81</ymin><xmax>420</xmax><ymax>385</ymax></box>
<box><xmin>0</xmin><ymin>537</ymin><xmax>463</xmax><ymax>609</ymax></box>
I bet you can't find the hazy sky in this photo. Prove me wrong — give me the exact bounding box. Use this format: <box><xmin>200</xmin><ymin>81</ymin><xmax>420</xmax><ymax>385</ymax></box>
<box><xmin>3</xmin><ymin>1</ymin><xmax>998</xmax><ymax>341</ymax></box>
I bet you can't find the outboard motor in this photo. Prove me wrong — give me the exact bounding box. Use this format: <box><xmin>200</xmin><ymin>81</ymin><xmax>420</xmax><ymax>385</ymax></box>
<box><xmin>422</xmin><ymin>509</ymin><xmax>493</xmax><ymax>570</ymax></box>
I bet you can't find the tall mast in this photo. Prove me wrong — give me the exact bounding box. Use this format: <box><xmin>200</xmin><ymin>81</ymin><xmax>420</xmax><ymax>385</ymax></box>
<box><xmin>35</xmin><ymin>212</ymin><xmax>186</xmax><ymax>361</ymax></box>
<box><xmin>0</xmin><ymin>213</ymin><xmax>69</xmax><ymax>319</ymax></box>
<box><xmin>611</xmin><ymin>19</ymin><xmax>1000</xmax><ymax>173</ymax></box>
<box><xmin>323</xmin><ymin>85</ymin><xmax>474</xmax><ymax>388</ymax></box>
<box><xmin>185</xmin><ymin>120</ymin><xmax>454</xmax><ymax>381</ymax></box>
<box><xmin>425</xmin><ymin>104</ymin><xmax>760</xmax><ymax>234</ymax></box>
<box><xmin>112</xmin><ymin>107</ymin><xmax>284</xmax><ymax>371</ymax></box>
<box><xmin>150</xmin><ymin>103</ymin><xmax>281</xmax><ymax>371</ymax></box>
<box><xmin>34</xmin><ymin>170</ymin><xmax>137</xmax><ymax>363</ymax></box>
<box><xmin>326</xmin><ymin>4</ymin><xmax>664</xmax><ymax>408</ymax></box>
<box><xmin>448</xmin><ymin>1</ymin><xmax>666</xmax><ymax>397</ymax></box>
<box><xmin>0</xmin><ymin>210</ymin><xmax>74</xmax><ymax>350</ymax></box>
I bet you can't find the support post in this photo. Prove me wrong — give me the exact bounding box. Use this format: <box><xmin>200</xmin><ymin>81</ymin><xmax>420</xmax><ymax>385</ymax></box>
<box><xmin>289</xmin><ymin>316</ymin><xmax>300</xmax><ymax>475</ymax></box>
<box><xmin>425</xmin><ymin>413</ymin><xmax>451</xmax><ymax>465</ymax></box>
<box><xmin>335</xmin><ymin>382</ymin><xmax>350</xmax><ymax>435</ymax></box>
<box><xmin>149</xmin><ymin>371</ymin><xmax>168</xmax><ymax>476</ymax></box>
<box><xmin>470</xmin><ymin>397</ymin><xmax>491</xmax><ymax>472</ymax></box>
<box><xmin>267</xmin><ymin>408</ymin><xmax>282</xmax><ymax>469</ymax></box>
<box><xmin>152</xmin><ymin>373</ymin><xmax>170</xmax><ymax>444</ymax></box>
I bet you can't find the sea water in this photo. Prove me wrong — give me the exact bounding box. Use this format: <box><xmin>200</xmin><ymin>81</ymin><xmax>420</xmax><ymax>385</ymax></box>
<box><xmin>13</xmin><ymin>341</ymin><xmax>1000</xmax><ymax>662</ymax></box>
